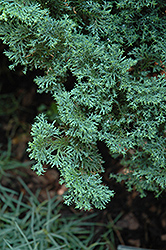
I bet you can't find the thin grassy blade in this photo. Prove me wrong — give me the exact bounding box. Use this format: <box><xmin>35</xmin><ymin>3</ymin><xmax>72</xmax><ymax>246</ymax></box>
<box><xmin>14</xmin><ymin>221</ymin><xmax>33</xmax><ymax>250</ymax></box>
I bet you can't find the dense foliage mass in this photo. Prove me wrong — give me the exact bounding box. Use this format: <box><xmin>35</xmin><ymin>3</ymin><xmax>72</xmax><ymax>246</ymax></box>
<box><xmin>0</xmin><ymin>0</ymin><xmax>166</xmax><ymax>210</ymax></box>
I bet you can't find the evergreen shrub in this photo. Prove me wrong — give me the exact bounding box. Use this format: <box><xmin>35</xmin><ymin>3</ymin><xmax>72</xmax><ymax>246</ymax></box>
<box><xmin>0</xmin><ymin>0</ymin><xmax>166</xmax><ymax>210</ymax></box>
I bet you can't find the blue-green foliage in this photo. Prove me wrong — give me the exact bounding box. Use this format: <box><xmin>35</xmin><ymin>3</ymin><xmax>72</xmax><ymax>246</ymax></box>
<box><xmin>0</xmin><ymin>0</ymin><xmax>166</xmax><ymax>210</ymax></box>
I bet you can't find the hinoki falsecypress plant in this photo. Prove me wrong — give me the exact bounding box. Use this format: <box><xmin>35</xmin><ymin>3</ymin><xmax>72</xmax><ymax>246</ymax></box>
<box><xmin>0</xmin><ymin>0</ymin><xmax>166</xmax><ymax>210</ymax></box>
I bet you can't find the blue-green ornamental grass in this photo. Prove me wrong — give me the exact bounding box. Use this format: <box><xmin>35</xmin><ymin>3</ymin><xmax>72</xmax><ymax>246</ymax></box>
<box><xmin>0</xmin><ymin>0</ymin><xmax>166</xmax><ymax>210</ymax></box>
<box><xmin>0</xmin><ymin>178</ymin><xmax>115</xmax><ymax>250</ymax></box>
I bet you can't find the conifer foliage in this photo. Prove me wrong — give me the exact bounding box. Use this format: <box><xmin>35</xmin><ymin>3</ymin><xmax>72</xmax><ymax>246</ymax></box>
<box><xmin>0</xmin><ymin>0</ymin><xmax>166</xmax><ymax>210</ymax></box>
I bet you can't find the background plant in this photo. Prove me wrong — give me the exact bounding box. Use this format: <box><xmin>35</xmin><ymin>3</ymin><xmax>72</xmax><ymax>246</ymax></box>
<box><xmin>0</xmin><ymin>178</ymin><xmax>119</xmax><ymax>250</ymax></box>
<box><xmin>0</xmin><ymin>0</ymin><xmax>165</xmax><ymax>210</ymax></box>
<box><xmin>0</xmin><ymin>140</ymin><xmax>31</xmax><ymax>178</ymax></box>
